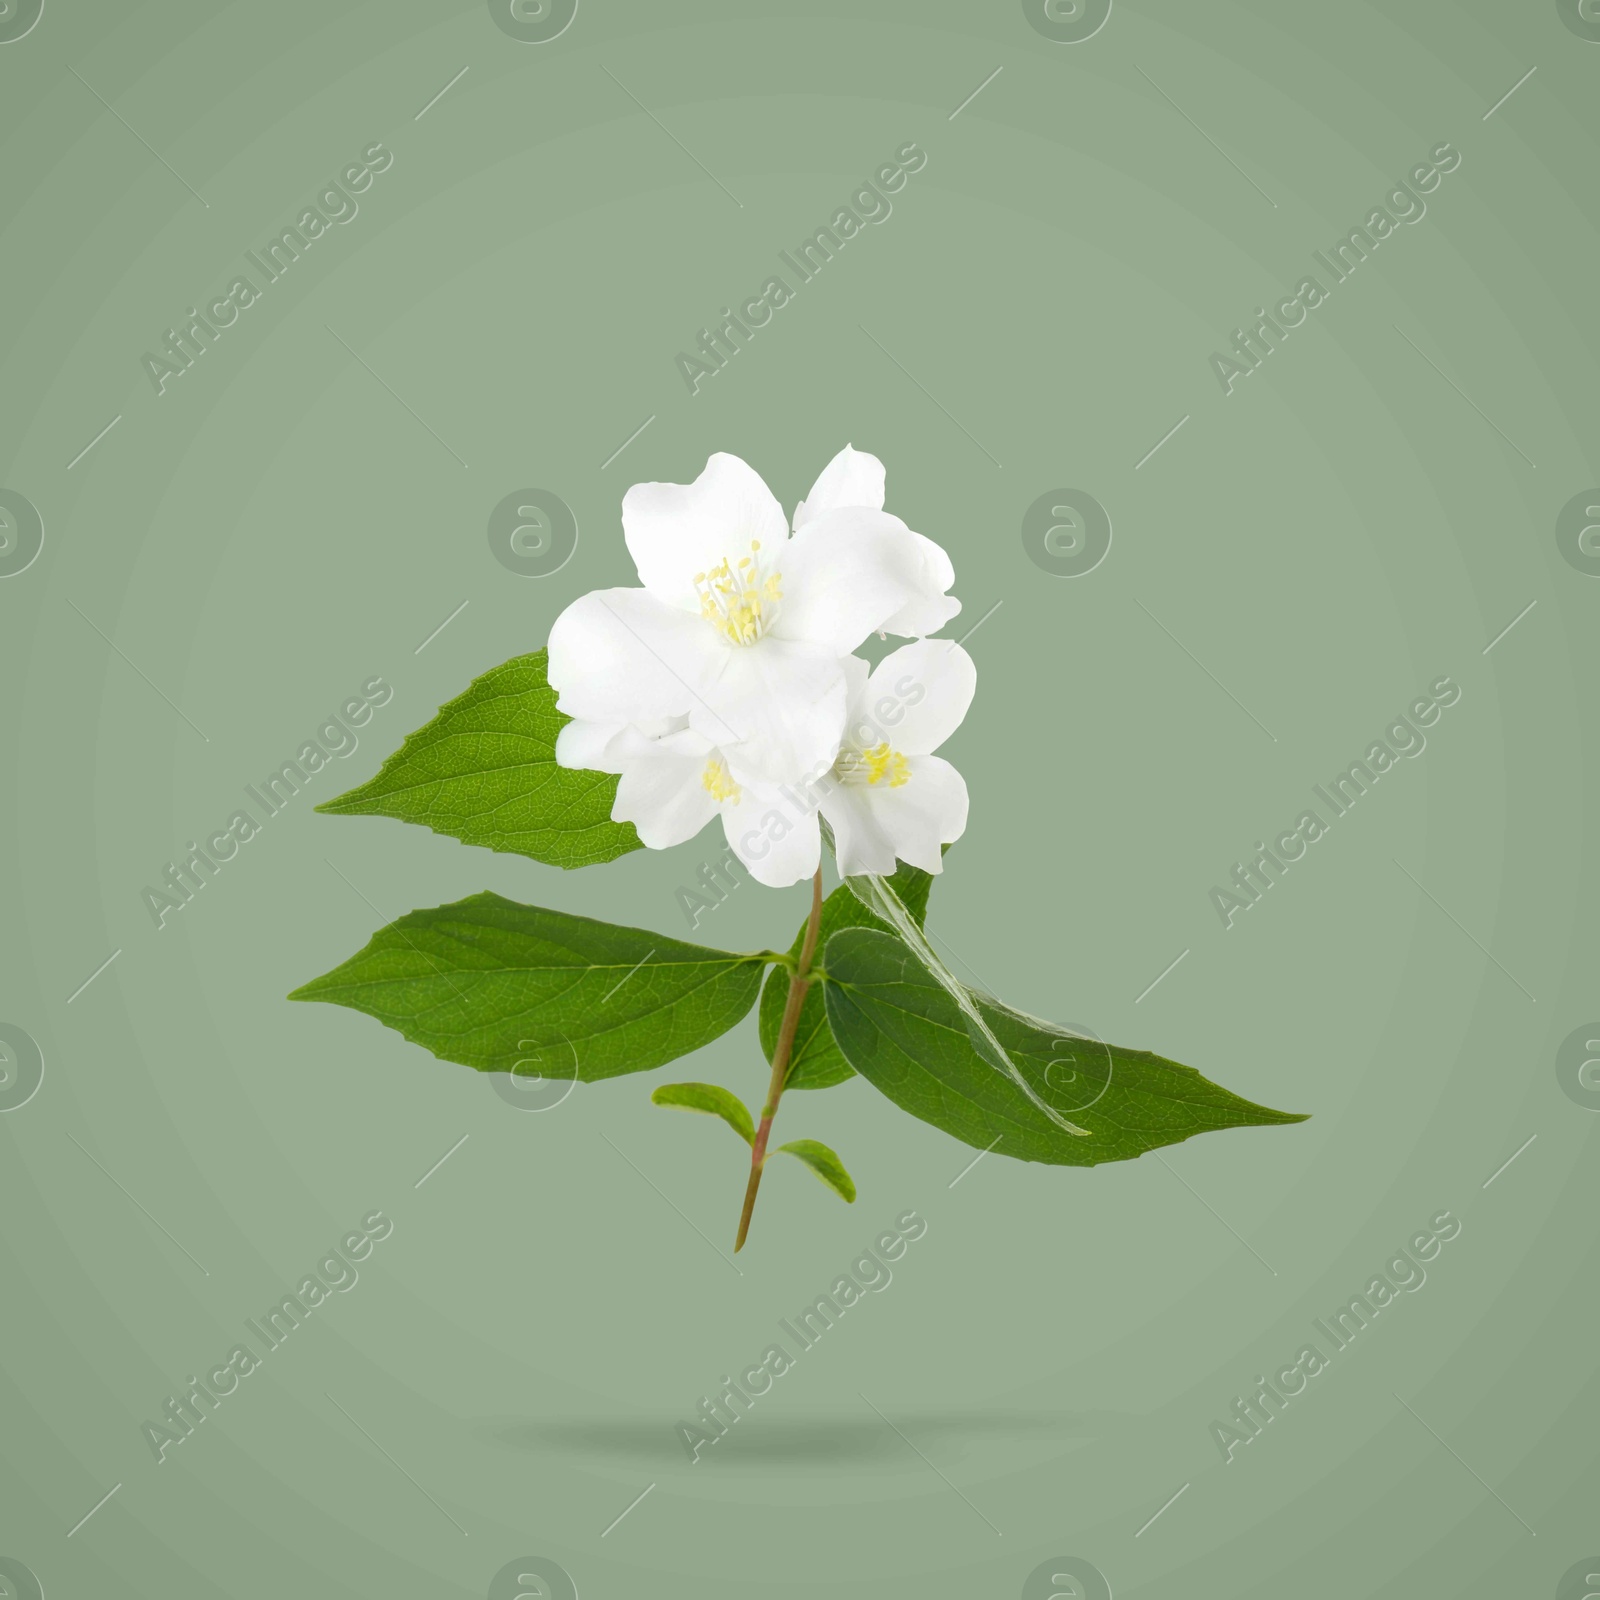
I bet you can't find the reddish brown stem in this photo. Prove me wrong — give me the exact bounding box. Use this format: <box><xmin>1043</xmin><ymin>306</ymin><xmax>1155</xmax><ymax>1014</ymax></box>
<box><xmin>734</xmin><ymin>868</ymin><xmax>824</xmax><ymax>1252</ymax></box>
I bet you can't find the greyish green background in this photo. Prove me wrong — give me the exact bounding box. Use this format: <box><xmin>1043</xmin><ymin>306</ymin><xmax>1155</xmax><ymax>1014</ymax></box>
<box><xmin>1</xmin><ymin>1</ymin><xmax>1595</xmax><ymax>1595</ymax></box>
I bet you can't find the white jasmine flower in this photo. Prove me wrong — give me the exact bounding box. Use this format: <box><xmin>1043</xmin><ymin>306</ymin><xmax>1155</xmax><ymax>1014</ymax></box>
<box><xmin>555</xmin><ymin>717</ymin><xmax>821</xmax><ymax>888</ymax></box>
<box><xmin>547</xmin><ymin>451</ymin><xmax>957</xmax><ymax>783</ymax></box>
<box><xmin>792</xmin><ymin>445</ymin><xmax>961</xmax><ymax>639</ymax></box>
<box><xmin>818</xmin><ymin>639</ymin><xmax>974</xmax><ymax>878</ymax></box>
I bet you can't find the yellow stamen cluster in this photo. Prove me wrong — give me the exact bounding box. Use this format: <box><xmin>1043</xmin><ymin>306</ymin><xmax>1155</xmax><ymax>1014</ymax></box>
<box><xmin>701</xmin><ymin>756</ymin><xmax>741</xmax><ymax>804</ymax></box>
<box><xmin>694</xmin><ymin>540</ymin><xmax>781</xmax><ymax>646</ymax></box>
<box><xmin>864</xmin><ymin>742</ymin><xmax>911</xmax><ymax>787</ymax></box>
<box><xmin>836</xmin><ymin>742</ymin><xmax>911</xmax><ymax>788</ymax></box>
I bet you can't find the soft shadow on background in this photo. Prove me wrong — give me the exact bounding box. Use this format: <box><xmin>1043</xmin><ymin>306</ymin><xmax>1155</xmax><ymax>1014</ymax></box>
<box><xmin>493</xmin><ymin>1409</ymin><xmax>1111</xmax><ymax>1468</ymax></box>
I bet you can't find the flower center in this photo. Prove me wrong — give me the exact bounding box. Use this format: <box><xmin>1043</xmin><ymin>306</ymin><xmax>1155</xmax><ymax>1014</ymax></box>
<box><xmin>701</xmin><ymin>756</ymin><xmax>741</xmax><ymax>804</ymax></box>
<box><xmin>694</xmin><ymin>540</ymin><xmax>781</xmax><ymax>646</ymax></box>
<box><xmin>835</xmin><ymin>742</ymin><xmax>910</xmax><ymax>788</ymax></box>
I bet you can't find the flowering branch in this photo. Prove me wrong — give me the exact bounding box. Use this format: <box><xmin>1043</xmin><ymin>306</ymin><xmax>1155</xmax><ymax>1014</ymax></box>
<box><xmin>292</xmin><ymin>446</ymin><xmax>1310</xmax><ymax>1261</ymax></box>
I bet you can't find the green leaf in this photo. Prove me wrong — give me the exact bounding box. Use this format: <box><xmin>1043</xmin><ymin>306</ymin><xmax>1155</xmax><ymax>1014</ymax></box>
<box><xmin>757</xmin><ymin>859</ymin><xmax>934</xmax><ymax>1092</ymax></box>
<box><xmin>775</xmin><ymin>1138</ymin><xmax>856</xmax><ymax>1203</ymax></box>
<box><xmin>822</xmin><ymin>927</ymin><xmax>1307</xmax><ymax>1165</ymax></box>
<box><xmin>289</xmin><ymin>891</ymin><xmax>766</xmax><ymax>1080</ymax></box>
<box><xmin>651</xmin><ymin>1082</ymin><xmax>755</xmax><ymax>1145</ymax></box>
<box><xmin>317</xmin><ymin>649</ymin><xmax>642</xmax><ymax>870</ymax></box>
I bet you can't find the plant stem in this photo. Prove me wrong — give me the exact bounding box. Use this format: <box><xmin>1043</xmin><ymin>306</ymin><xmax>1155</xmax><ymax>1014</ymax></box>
<box><xmin>734</xmin><ymin>867</ymin><xmax>824</xmax><ymax>1252</ymax></box>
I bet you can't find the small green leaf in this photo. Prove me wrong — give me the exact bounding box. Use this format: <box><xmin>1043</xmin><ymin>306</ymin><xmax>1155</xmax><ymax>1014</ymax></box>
<box><xmin>317</xmin><ymin>649</ymin><xmax>642</xmax><ymax>870</ymax></box>
<box><xmin>822</xmin><ymin>927</ymin><xmax>1307</xmax><ymax>1166</ymax></box>
<box><xmin>651</xmin><ymin>1082</ymin><xmax>755</xmax><ymax>1145</ymax></box>
<box><xmin>775</xmin><ymin>1139</ymin><xmax>856</xmax><ymax>1203</ymax></box>
<box><xmin>758</xmin><ymin>859</ymin><xmax>934</xmax><ymax>1091</ymax></box>
<box><xmin>289</xmin><ymin>891</ymin><xmax>766</xmax><ymax>1080</ymax></box>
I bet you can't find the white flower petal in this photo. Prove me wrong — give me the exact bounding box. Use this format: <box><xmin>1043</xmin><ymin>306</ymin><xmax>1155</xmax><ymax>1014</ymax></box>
<box><xmin>792</xmin><ymin>450</ymin><xmax>958</xmax><ymax>638</ymax></box>
<box><xmin>817</xmin><ymin>783</ymin><xmax>899</xmax><ymax>878</ymax></box>
<box><xmin>837</xmin><ymin>654</ymin><xmax>872</xmax><ymax>727</ymax></box>
<box><xmin>772</xmin><ymin>508</ymin><xmax>932</xmax><ymax>655</ymax></box>
<box><xmin>792</xmin><ymin>444</ymin><xmax>885</xmax><ymax>531</ymax></box>
<box><xmin>693</xmin><ymin>638</ymin><xmax>846</xmax><ymax>784</ymax></box>
<box><xmin>881</xmin><ymin>531</ymin><xmax>961</xmax><ymax>637</ymax></box>
<box><xmin>554</xmin><ymin>718</ymin><xmax>626</xmax><ymax>773</ymax></box>
<box><xmin>622</xmin><ymin>453</ymin><xmax>789</xmax><ymax>612</ymax></box>
<box><xmin>884</xmin><ymin>592</ymin><xmax>962</xmax><ymax>638</ymax></box>
<box><xmin>547</xmin><ymin>587</ymin><xmax>743</xmax><ymax>740</ymax></box>
<box><xmin>606</xmin><ymin>727</ymin><xmax>720</xmax><ymax>849</ymax></box>
<box><xmin>858</xmin><ymin>639</ymin><xmax>976</xmax><ymax>755</ymax></box>
<box><xmin>823</xmin><ymin>754</ymin><xmax>968</xmax><ymax>877</ymax></box>
<box><xmin>721</xmin><ymin>786</ymin><xmax>822</xmax><ymax>888</ymax></box>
